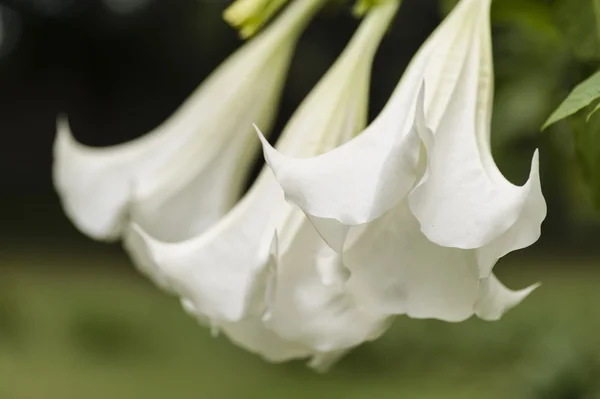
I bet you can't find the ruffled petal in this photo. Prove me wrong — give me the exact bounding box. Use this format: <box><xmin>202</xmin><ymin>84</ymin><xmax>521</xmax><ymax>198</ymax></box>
<box><xmin>408</xmin><ymin>0</ymin><xmax>545</xmax><ymax>263</ymax></box>
<box><xmin>474</xmin><ymin>153</ymin><xmax>546</xmax><ymax>275</ymax></box>
<box><xmin>125</xmin><ymin>0</ymin><xmax>396</xmax><ymax>324</ymax></box>
<box><xmin>258</xmin><ymin>87</ymin><xmax>427</xmax><ymax>247</ymax></box>
<box><xmin>260</xmin><ymin>0</ymin><xmax>494</xmax><ymax>247</ymax></box>
<box><xmin>344</xmin><ymin>202</ymin><xmax>481</xmax><ymax>322</ymax></box>
<box><xmin>266</xmin><ymin>214</ymin><xmax>391</xmax><ymax>352</ymax></box>
<box><xmin>474</xmin><ymin>274</ymin><xmax>540</xmax><ymax>321</ymax></box>
<box><xmin>53</xmin><ymin>117</ymin><xmax>177</xmax><ymax>241</ymax></box>
<box><xmin>53</xmin><ymin>0</ymin><xmax>321</xmax><ymax>242</ymax></box>
<box><xmin>126</xmin><ymin>93</ymin><xmax>277</xmax><ymax>242</ymax></box>
<box><xmin>125</xmin><ymin>180</ymin><xmax>281</xmax><ymax>321</ymax></box>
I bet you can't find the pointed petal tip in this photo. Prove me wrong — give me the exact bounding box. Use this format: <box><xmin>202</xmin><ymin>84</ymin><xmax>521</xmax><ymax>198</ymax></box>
<box><xmin>520</xmin><ymin>281</ymin><xmax>542</xmax><ymax>297</ymax></box>
<box><xmin>254</xmin><ymin>123</ymin><xmax>269</xmax><ymax>145</ymax></box>
<box><xmin>56</xmin><ymin>113</ymin><xmax>69</xmax><ymax>128</ymax></box>
<box><xmin>529</xmin><ymin>149</ymin><xmax>542</xmax><ymax>178</ymax></box>
<box><xmin>53</xmin><ymin>115</ymin><xmax>96</xmax><ymax>157</ymax></box>
<box><xmin>504</xmin><ymin>281</ymin><xmax>541</xmax><ymax>307</ymax></box>
<box><xmin>531</xmin><ymin>148</ymin><xmax>540</xmax><ymax>164</ymax></box>
<box><xmin>307</xmin><ymin>350</ymin><xmax>348</xmax><ymax>373</ymax></box>
<box><xmin>256</xmin><ymin>123</ymin><xmax>282</xmax><ymax>163</ymax></box>
<box><xmin>53</xmin><ymin>116</ymin><xmax>77</xmax><ymax>158</ymax></box>
<box><xmin>475</xmin><ymin>278</ymin><xmax>540</xmax><ymax>322</ymax></box>
<box><xmin>52</xmin><ymin>114</ymin><xmax>130</xmax><ymax>241</ymax></box>
<box><xmin>487</xmin><ymin>281</ymin><xmax>540</xmax><ymax>321</ymax></box>
<box><xmin>255</xmin><ymin>122</ymin><xmax>283</xmax><ymax>168</ymax></box>
<box><xmin>55</xmin><ymin>114</ymin><xmax>70</xmax><ymax>136</ymax></box>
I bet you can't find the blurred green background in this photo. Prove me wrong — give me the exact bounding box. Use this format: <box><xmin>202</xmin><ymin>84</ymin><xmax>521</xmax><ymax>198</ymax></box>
<box><xmin>1</xmin><ymin>0</ymin><xmax>600</xmax><ymax>398</ymax></box>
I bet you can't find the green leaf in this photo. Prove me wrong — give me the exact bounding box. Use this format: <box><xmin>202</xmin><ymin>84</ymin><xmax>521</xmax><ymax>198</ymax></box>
<box><xmin>586</xmin><ymin>100</ymin><xmax>600</xmax><ymax>121</ymax></box>
<box><xmin>571</xmin><ymin>105</ymin><xmax>600</xmax><ymax>211</ymax></box>
<box><xmin>542</xmin><ymin>70</ymin><xmax>600</xmax><ymax>130</ymax></box>
<box><xmin>553</xmin><ymin>0</ymin><xmax>600</xmax><ymax>62</ymax></box>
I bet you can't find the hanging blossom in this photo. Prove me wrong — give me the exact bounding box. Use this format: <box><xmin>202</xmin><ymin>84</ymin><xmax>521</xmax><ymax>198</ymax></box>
<box><xmin>53</xmin><ymin>0</ymin><xmax>324</xmax><ymax>244</ymax></box>
<box><xmin>259</xmin><ymin>0</ymin><xmax>546</xmax><ymax>322</ymax></box>
<box><xmin>126</xmin><ymin>0</ymin><xmax>399</xmax><ymax>369</ymax></box>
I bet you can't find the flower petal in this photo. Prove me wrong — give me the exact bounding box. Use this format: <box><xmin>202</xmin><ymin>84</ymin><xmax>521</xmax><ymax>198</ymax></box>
<box><xmin>260</xmin><ymin>0</ymin><xmax>493</xmax><ymax>246</ymax></box>
<box><xmin>127</xmin><ymin>85</ymin><xmax>281</xmax><ymax>242</ymax></box>
<box><xmin>125</xmin><ymin>0</ymin><xmax>395</xmax><ymax>320</ymax></box>
<box><xmin>125</xmin><ymin>0</ymin><xmax>400</xmax><ymax>366</ymax></box>
<box><xmin>53</xmin><ymin>117</ymin><xmax>173</xmax><ymax>241</ymax></box>
<box><xmin>179</xmin><ymin>297</ymin><xmax>311</xmax><ymax>362</ymax></box>
<box><xmin>307</xmin><ymin>349</ymin><xmax>350</xmax><ymax>373</ymax></box>
<box><xmin>344</xmin><ymin>201</ymin><xmax>481</xmax><ymax>322</ymax></box>
<box><xmin>53</xmin><ymin>0</ymin><xmax>321</xmax><ymax>242</ymax></box>
<box><xmin>266</xmin><ymin>215</ymin><xmax>391</xmax><ymax>352</ymax></box>
<box><xmin>125</xmin><ymin>181</ymin><xmax>281</xmax><ymax>321</ymax></box>
<box><xmin>474</xmin><ymin>274</ymin><xmax>540</xmax><ymax>321</ymax></box>
<box><xmin>219</xmin><ymin>318</ymin><xmax>311</xmax><ymax>363</ymax></box>
<box><xmin>258</xmin><ymin>86</ymin><xmax>427</xmax><ymax>248</ymax></box>
<box><xmin>475</xmin><ymin>153</ymin><xmax>546</xmax><ymax>275</ymax></box>
<box><xmin>408</xmin><ymin>4</ymin><xmax>546</xmax><ymax>266</ymax></box>
<box><xmin>135</xmin><ymin>0</ymin><xmax>400</xmax><ymax>321</ymax></box>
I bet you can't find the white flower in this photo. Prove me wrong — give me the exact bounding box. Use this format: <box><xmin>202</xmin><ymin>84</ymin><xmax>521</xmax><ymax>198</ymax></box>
<box><xmin>53</xmin><ymin>0</ymin><xmax>323</xmax><ymax>243</ymax></box>
<box><xmin>260</xmin><ymin>0</ymin><xmax>546</xmax><ymax>321</ymax></box>
<box><xmin>126</xmin><ymin>0</ymin><xmax>399</xmax><ymax>368</ymax></box>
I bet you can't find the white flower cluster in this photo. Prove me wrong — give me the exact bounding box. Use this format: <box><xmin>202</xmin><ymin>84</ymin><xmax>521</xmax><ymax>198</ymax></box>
<box><xmin>54</xmin><ymin>0</ymin><xmax>546</xmax><ymax>370</ymax></box>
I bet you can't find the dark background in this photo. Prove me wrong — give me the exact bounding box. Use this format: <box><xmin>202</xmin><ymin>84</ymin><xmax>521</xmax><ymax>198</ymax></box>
<box><xmin>1</xmin><ymin>0</ymin><xmax>599</xmax><ymax>398</ymax></box>
<box><xmin>1</xmin><ymin>0</ymin><xmax>439</xmax><ymax>244</ymax></box>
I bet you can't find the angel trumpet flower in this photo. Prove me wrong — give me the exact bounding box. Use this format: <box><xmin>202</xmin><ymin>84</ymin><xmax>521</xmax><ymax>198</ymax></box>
<box><xmin>126</xmin><ymin>1</ymin><xmax>399</xmax><ymax>368</ymax></box>
<box><xmin>53</xmin><ymin>0</ymin><xmax>323</xmax><ymax>243</ymax></box>
<box><xmin>260</xmin><ymin>0</ymin><xmax>546</xmax><ymax>321</ymax></box>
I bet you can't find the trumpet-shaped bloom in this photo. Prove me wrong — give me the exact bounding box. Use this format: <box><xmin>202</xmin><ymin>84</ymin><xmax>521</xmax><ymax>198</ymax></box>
<box><xmin>126</xmin><ymin>1</ymin><xmax>399</xmax><ymax>367</ymax></box>
<box><xmin>53</xmin><ymin>0</ymin><xmax>323</xmax><ymax>243</ymax></box>
<box><xmin>260</xmin><ymin>0</ymin><xmax>546</xmax><ymax>321</ymax></box>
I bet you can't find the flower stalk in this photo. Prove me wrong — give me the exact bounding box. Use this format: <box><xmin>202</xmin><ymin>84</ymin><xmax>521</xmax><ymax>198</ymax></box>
<box><xmin>224</xmin><ymin>0</ymin><xmax>290</xmax><ymax>38</ymax></box>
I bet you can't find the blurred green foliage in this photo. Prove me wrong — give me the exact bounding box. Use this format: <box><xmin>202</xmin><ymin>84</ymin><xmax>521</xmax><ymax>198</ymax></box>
<box><xmin>543</xmin><ymin>71</ymin><xmax>600</xmax><ymax>130</ymax></box>
<box><xmin>515</xmin><ymin>0</ymin><xmax>600</xmax><ymax>215</ymax></box>
<box><xmin>1</xmin><ymin>252</ymin><xmax>600</xmax><ymax>398</ymax></box>
<box><xmin>570</xmin><ymin>106</ymin><xmax>600</xmax><ymax>211</ymax></box>
<box><xmin>553</xmin><ymin>0</ymin><xmax>600</xmax><ymax>62</ymax></box>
